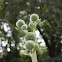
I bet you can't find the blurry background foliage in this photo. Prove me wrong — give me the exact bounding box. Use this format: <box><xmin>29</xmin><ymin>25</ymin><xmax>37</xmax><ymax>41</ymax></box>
<box><xmin>0</xmin><ymin>0</ymin><xmax>62</xmax><ymax>62</ymax></box>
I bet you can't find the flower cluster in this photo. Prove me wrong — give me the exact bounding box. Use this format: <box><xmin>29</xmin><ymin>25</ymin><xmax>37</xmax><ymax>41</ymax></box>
<box><xmin>25</xmin><ymin>32</ymin><xmax>39</xmax><ymax>51</ymax></box>
<box><xmin>16</xmin><ymin>13</ymin><xmax>45</xmax><ymax>62</ymax></box>
<box><xmin>16</xmin><ymin>14</ymin><xmax>40</xmax><ymax>51</ymax></box>
<box><xmin>16</xmin><ymin>19</ymin><xmax>27</xmax><ymax>30</ymax></box>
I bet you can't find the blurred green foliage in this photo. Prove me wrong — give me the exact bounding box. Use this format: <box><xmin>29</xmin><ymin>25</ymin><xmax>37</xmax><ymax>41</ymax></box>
<box><xmin>0</xmin><ymin>0</ymin><xmax>62</xmax><ymax>62</ymax></box>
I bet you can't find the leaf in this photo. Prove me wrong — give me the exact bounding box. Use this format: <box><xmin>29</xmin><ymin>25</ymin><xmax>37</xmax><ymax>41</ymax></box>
<box><xmin>39</xmin><ymin>20</ymin><xmax>45</xmax><ymax>24</ymax></box>
<box><xmin>22</xmin><ymin>53</ymin><xmax>29</xmax><ymax>56</ymax></box>
<box><xmin>20</xmin><ymin>30</ymin><xmax>28</xmax><ymax>35</ymax></box>
<box><xmin>15</xmin><ymin>27</ymin><xmax>21</xmax><ymax>31</ymax></box>
<box><xmin>37</xmin><ymin>19</ymin><xmax>41</xmax><ymax>24</ymax></box>
<box><xmin>29</xmin><ymin>22</ymin><xmax>36</xmax><ymax>30</ymax></box>
<box><xmin>38</xmin><ymin>42</ymin><xmax>42</xmax><ymax>44</ymax></box>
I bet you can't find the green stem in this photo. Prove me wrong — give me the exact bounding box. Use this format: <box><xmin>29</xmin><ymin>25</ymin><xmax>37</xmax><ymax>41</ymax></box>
<box><xmin>31</xmin><ymin>50</ymin><xmax>38</xmax><ymax>62</ymax></box>
<box><xmin>31</xmin><ymin>23</ymin><xmax>38</xmax><ymax>62</ymax></box>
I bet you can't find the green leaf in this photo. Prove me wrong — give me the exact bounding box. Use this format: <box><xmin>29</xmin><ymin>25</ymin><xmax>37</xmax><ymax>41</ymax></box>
<box><xmin>22</xmin><ymin>53</ymin><xmax>29</xmax><ymax>56</ymax></box>
<box><xmin>37</xmin><ymin>19</ymin><xmax>41</xmax><ymax>24</ymax></box>
<box><xmin>15</xmin><ymin>27</ymin><xmax>21</xmax><ymax>31</ymax></box>
<box><xmin>38</xmin><ymin>42</ymin><xmax>42</xmax><ymax>44</ymax></box>
<box><xmin>20</xmin><ymin>30</ymin><xmax>28</xmax><ymax>35</ymax></box>
<box><xmin>39</xmin><ymin>21</ymin><xmax>45</xmax><ymax>24</ymax></box>
<box><xmin>29</xmin><ymin>22</ymin><xmax>36</xmax><ymax>30</ymax></box>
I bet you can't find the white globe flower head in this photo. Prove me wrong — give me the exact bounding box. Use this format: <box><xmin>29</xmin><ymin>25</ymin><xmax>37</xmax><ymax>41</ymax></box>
<box><xmin>21</xmin><ymin>24</ymin><xmax>27</xmax><ymax>30</ymax></box>
<box><xmin>25</xmin><ymin>40</ymin><xmax>35</xmax><ymax>50</ymax></box>
<box><xmin>25</xmin><ymin>32</ymin><xmax>36</xmax><ymax>41</ymax></box>
<box><xmin>16</xmin><ymin>19</ymin><xmax>25</xmax><ymax>28</ymax></box>
<box><xmin>30</xmin><ymin>14</ymin><xmax>39</xmax><ymax>22</ymax></box>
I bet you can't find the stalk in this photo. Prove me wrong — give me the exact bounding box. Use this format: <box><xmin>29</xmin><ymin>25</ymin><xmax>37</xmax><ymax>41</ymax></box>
<box><xmin>31</xmin><ymin>23</ymin><xmax>38</xmax><ymax>62</ymax></box>
<box><xmin>31</xmin><ymin>50</ymin><xmax>38</xmax><ymax>62</ymax></box>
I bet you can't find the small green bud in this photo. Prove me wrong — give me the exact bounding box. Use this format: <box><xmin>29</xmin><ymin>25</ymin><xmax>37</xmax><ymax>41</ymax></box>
<box><xmin>29</xmin><ymin>22</ymin><xmax>33</xmax><ymax>27</ymax></box>
<box><xmin>25</xmin><ymin>32</ymin><xmax>36</xmax><ymax>41</ymax></box>
<box><xmin>34</xmin><ymin>43</ymin><xmax>39</xmax><ymax>50</ymax></box>
<box><xmin>30</xmin><ymin>14</ymin><xmax>39</xmax><ymax>22</ymax></box>
<box><xmin>21</xmin><ymin>24</ymin><xmax>27</xmax><ymax>30</ymax></box>
<box><xmin>25</xmin><ymin>40</ymin><xmax>34</xmax><ymax>50</ymax></box>
<box><xmin>29</xmin><ymin>22</ymin><xmax>35</xmax><ymax>30</ymax></box>
<box><xmin>16</xmin><ymin>19</ymin><xmax>25</xmax><ymax>28</ymax></box>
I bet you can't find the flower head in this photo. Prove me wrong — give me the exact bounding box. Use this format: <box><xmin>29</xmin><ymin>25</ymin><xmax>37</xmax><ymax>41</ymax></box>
<box><xmin>29</xmin><ymin>22</ymin><xmax>34</xmax><ymax>27</ymax></box>
<box><xmin>25</xmin><ymin>40</ymin><xmax>35</xmax><ymax>50</ymax></box>
<box><xmin>30</xmin><ymin>14</ymin><xmax>39</xmax><ymax>22</ymax></box>
<box><xmin>25</xmin><ymin>32</ymin><xmax>36</xmax><ymax>41</ymax></box>
<box><xmin>21</xmin><ymin>24</ymin><xmax>27</xmax><ymax>30</ymax></box>
<box><xmin>16</xmin><ymin>19</ymin><xmax>25</xmax><ymax>28</ymax></box>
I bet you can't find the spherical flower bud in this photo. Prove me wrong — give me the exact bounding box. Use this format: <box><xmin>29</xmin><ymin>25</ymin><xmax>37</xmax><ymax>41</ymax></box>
<box><xmin>21</xmin><ymin>24</ymin><xmax>27</xmax><ymax>30</ymax></box>
<box><xmin>29</xmin><ymin>22</ymin><xmax>34</xmax><ymax>27</ymax></box>
<box><xmin>34</xmin><ymin>43</ymin><xmax>39</xmax><ymax>50</ymax></box>
<box><xmin>30</xmin><ymin>14</ymin><xmax>39</xmax><ymax>22</ymax></box>
<box><xmin>16</xmin><ymin>19</ymin><xmax>25</xmax><ymax>28</ymax></box>
<box><xmin>25</xmin><ymin>40</ymin><xmax>35</xmax><ymax>50</ymax></box>
<box><xmin>25</xmin><ymin>32</ymin><xmax>36</xmax><ymax>41</ymax></box>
